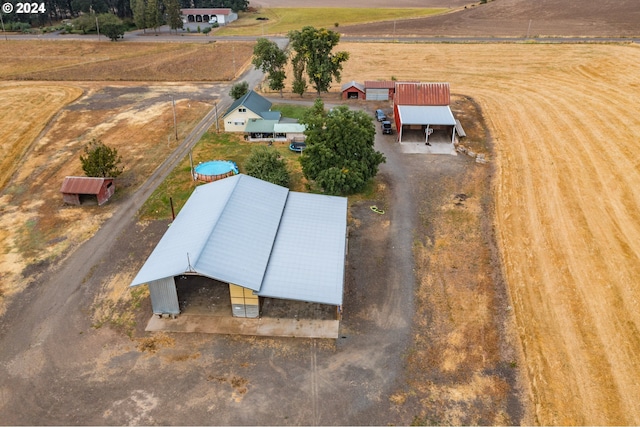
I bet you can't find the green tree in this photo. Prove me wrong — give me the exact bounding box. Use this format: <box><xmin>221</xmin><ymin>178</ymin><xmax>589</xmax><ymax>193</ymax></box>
<box><xmin>98</xmin><ymin>13</ymin><xmax>126</xmax><ymax>41</ymax></box>
<box><xmin>244</xmin><ymin>146</ymin><xmax>290</xmax><ymax>188</ymax></box>
<box><xmin>300</xmin><ymin>100</ymin><xmax>385</xmax><ymax>195</ymax></box>
<box><xmin>252</xmin><ymin>38</ymin><xmax>288</xmax><ymax>98</ymax></box>
<box><xmin>288</xmin><ymin>26</ymin><xmax>350</xmax><ymax>96</ymax></box>
<box><xmin>164</xmin><ymin>0</ymin><xmax>183</xmax><ymax>33</ymax></box>
<box><xmin>73</xmin><ymin>13</ymin><xmax>97</xmax><ymax>33</ymax></box>
<box><xmin>131</xmin><ymin>0</ymin><xmax>147</xmax><ymax>32</ymax></box>
<box><xmin>230</xmin><ymin>81</ymin><xmax>249</xmax><ymax>100</ymax></box>
<box><xmin>79</xmin><ymin>139</ymin><xmax>124</xmax><ymax>178</ymax></box>
<box><xmin>291</xmin><ymin>55</ymin><xmax>307</xmax><ymax>97</ymax></box>
<box><xmin>145</xmin><ymin>0</ymin><xmax>161</xmax><ymax>33</ymax></box>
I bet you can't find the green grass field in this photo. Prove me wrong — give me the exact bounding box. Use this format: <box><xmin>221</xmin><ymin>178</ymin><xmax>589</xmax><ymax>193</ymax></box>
<box><xmin>139</xmin><ymin>132</ymin><xmax>307</xmax><ymax>220</ymax></box>
<box><xmin>216</xmin><ymin>7</ymin><xmax>447</xmax><ymax>36</ymax></box>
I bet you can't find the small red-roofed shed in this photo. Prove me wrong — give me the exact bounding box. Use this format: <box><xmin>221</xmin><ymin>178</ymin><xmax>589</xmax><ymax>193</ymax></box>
<box><xmin>60</xmin><ymin>176</ymin><xmax>115</xmax><ymax>206</ymax></box>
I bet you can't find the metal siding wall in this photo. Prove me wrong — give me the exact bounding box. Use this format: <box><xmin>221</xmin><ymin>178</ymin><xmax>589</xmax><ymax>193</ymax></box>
<box><xmin>366</xmin><ymin>88</ymin><xmax>389</xmax><ymax>101</ymax></box>
<box><xmin>149</xmin><ymin>277</ymin><xmax>180</xmax><ymax>315</ymax></box>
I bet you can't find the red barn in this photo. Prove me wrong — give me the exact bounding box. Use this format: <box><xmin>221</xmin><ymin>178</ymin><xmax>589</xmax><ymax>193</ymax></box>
<box><xmin>341</xmin><ymin>81</ymin><xmax>365</xmax><ymax>100</ymax></box>
<box><xmin>393</xmin><ymin>82</ymin><xmax>457</xmax><ymax>144</ymax></box>
<box><xmin>60</xmin><ymin>176</ymin><xmax>115</xmax><ymax>206</ymax></box>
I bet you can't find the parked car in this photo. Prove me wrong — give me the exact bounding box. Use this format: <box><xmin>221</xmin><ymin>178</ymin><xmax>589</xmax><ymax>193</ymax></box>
<box><xmin>289</xmin><ymin>141</ymin><xmax>306</xmax><ymax>152</ymax></box>
<box><xmin>381</xmin><ymin>120</ymin><xmax>393</xmax><ymax>134</ymax></box>
<box><xmin>375</xmin><ymin>109</ymin><xmax>386</xmax><ymax>122</ymax></box>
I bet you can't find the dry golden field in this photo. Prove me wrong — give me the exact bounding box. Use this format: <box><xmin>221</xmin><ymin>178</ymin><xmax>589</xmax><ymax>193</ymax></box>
<box><xmin>0</xmin><ymin>83</ymin><xmax>83</xmax><ymax>189</ymax></box>
<box><xmin>2</xmin><ymin>39</ymin><xmax>640</xmax><ymax>424</ymax></box>
<box><xmin>0</xmin><ymin>40</ymin><xmax>255</xmax><ymax>309</ymax></box>
<box><xmin>0</xmin><ymin>82</ymin><xmax>220</xmax><ymax>306</ymax></box>
<box><xmin>333</xmin><ymin>42</ymin><xmax>640</xmax><ymax>425</ymax></box>
<box><xmin>0</xmin><ymin>40</ymin><xmax>254</xmax><ymax>81</ymax></box>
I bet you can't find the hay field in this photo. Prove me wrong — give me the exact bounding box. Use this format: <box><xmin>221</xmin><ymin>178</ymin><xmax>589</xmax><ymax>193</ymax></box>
<box><xmin>0</xmin><ymin>83</ymin><xmax>83</xmax><ymax>190</ymax></box>
<box><xmin>0</xmin><ymin>40</ymin><xmax>254</xmax><ymax>81</ymax></box>
<box><xmin>335</xmin><ymin>42</ymin><xmax>640</xmax><ymax>425</ymax></box>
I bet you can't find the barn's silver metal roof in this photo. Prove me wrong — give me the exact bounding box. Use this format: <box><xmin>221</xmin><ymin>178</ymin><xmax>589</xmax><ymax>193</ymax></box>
<box><xmin>259</xmin><ymin>192</ymin><xmax>347</xmax><ymax>305</ymax></box>
<box><xmin>130</xmin><ymin>174</ymin><xmax>347</xmax><ymax>306</ymax></box>
<box><xmin>397</xmin><ymin>105</ymin><xmax>456</xmax><ymax>126</ymax></box>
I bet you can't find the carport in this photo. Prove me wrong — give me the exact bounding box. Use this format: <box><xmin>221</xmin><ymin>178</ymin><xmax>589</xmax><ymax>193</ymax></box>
<box><xmin>395</xmin><ymin>105</ymin><xmax>457</xmax><ymax>144</ymax></box>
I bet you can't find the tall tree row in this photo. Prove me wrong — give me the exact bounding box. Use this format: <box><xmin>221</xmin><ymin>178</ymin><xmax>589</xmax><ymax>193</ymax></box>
<box><xmin>288</xmin><ymin>26</ymin><xmax>350</xmax><ymax>96</ymax></box>
<box><xmin>252</xmin><ymin>26</ymin><xmax>349</xmax><ymax>98</ymax></box>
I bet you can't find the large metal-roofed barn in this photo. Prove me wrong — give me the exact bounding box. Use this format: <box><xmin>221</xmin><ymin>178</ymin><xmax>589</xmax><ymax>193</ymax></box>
<box><xmin>130</xmin><ymin>174</ymin><xmax>347</xmax><ymax>326</ymax></box>
<box><xmin>393</xmin><ymin>82</ymin><xmax>458</xmax><ymax>144</ymax></box>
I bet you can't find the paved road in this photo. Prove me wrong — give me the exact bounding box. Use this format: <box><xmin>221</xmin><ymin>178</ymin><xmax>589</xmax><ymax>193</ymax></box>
<box><xmin>3</xmin><ymin>28</ymin><xmax>638</xmax><ymax>44</ymax></box>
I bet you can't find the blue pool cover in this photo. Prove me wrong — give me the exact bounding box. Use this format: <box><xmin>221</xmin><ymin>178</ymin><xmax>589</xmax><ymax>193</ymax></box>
<box><xmin>195</xmin><ymin>160</ymin><xmax>238</xmax><ymax>176</ymax></box>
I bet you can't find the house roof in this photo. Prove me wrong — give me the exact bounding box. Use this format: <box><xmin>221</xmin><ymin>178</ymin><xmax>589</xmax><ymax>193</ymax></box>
<box><xmin>60</xmin><ymin>176</ymin><xmax>111</xmax><ymax>194</ymax></box>
<box><xmin>180</xmin><ymin>8</ymin><xmax>233</xmax><ymax>15</ymax></box>
<box><xmin>394</xmin><ymin>82</ymin><xmax>450</xmax><ymax>106</ymax></box>
<box><xmin>274</xmin><ymin>122</ymin><xmax>306</xmax><ymax>133</ymax></box>
<box><xmin>130</xmin><ymin>174</ymin><xmax>347</xmax><ymax>306</ymax></box>
<box><xmin>341</xmin><ymin>81</ymin><xmax>365</xmax><ymax>93</ymax></box>
<box><xmin>397</xmin><ymin>105</ymin><xmax>456</xmax><ymax>126</ymax></box>
<box><xmin>245</xmin><ymin>119</ymin><xmax>306</xmax><ymax>134</ymax></box>
<box><xmin>223</xmin><ymin>90</ymin><xmax>273</xmax><ymax>119</ymax></box>
<box><xmin>245</xmin><ymin>119</ymin><xmax>279</xmax><ymax>133</ymax></box>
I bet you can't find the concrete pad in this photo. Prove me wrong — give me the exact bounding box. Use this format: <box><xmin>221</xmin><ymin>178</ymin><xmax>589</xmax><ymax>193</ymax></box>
<box><xmin>399</xmin><ymin>142</ymin><xmax>457</xmax><ymax>155</ymax></box>
<box><xmin>145</xmin><ymin>314</ymin><xmax>340</xmax><ymax>339</ymax></box>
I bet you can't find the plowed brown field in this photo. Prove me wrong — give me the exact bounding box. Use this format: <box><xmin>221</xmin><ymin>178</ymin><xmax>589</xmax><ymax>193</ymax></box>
<box><xmin>336</xmin><ymin>42</ymin><xmax>640</xmax><ymax>425</ymax></box>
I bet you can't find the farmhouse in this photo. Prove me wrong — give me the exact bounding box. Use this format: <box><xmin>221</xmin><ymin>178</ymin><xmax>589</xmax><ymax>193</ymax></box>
<box><xmin>341</xmin><ymin>81</ymin><xmax>365</xmax><ymax>100</ymax></box>
<box><xmin>393</xmin><ymin>82</ymin><xmax>458</xmax><ymax>145</ymax></box>
<box><xmin>224</xmin><ymin>90</ymin><xmax>306</xmax><ymax>141</ymax></box>
<box><xmin>180</xmin><ymin>8</ymin><xmax>238</xmax><ymax>25</ymax></box>
<box><xmin>130</xmin><ymin>174</ymin><xmax>347</xmax><ymax>331</ymax></box>
<box><xmin>60</xmin><ymin>176</ymin><xmax>115</xmax><ymax>206</ymax></box>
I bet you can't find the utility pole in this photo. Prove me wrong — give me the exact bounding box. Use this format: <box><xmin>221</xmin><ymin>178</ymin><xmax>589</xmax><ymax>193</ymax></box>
<box><xmin>214</xmin><ymin>102</ymin><xmax>219</xmax><ymax>133</ymax></box>
<box><xmin>0</xmin><ymin>12</ymin><xmax>7</xmax><ymax>41</ymax></box>
<box><xmin>171</xmin><ymin>95</ymin><xmax>178</xmax><ymax>140</ymax></box>
<box><xmin>232</xmin><ymin>45</ymin><xmax>236</xmax><ymax>76</ymax></box>
<box><xmin>526</xmin><ymin>19</ymin><xmax>532</xmax><ymax>39</ymax></box>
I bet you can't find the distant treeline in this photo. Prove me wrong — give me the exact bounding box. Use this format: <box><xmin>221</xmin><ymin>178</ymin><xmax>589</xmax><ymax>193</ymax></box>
<box><xmin>4</xmin><ymin>0</ymin><xmax>249</xmax><ymax>26</ymax></box>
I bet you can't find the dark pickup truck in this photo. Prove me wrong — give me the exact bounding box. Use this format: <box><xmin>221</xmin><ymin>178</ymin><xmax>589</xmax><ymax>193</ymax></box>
<box><xmin>381</xmin><ymin>120</ymin><xmax>393</xmax><ymax>134</ymax></box>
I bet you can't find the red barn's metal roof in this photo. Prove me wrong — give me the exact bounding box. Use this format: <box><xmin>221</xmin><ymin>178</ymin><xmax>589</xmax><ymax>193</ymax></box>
<box><xmin>365</xmin><ymin>81</ymin><xmax>396</xmax><ymax>89</ymax></box>
<box><xmin>60</xmin><ymin>176</ymin><xmax>111</xmax><ymax>194</ymax></box>
<box><xmin>394</xmin><ymin>82</ymin><xmax>450</xmax><ymax>106</ymax></box>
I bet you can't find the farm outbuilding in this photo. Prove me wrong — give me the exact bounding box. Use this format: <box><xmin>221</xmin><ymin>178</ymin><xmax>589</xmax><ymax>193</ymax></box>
<box><xmin>341</xmin><ymin>81</ymin><xmax>365</xmax><ymax>100</ymax></box>
<box><xmin>60</xmin><ymin>176</ymin><xmax>115</xmax><ymax>206</ymax></box>
<box><xmin>364</xmin><ymin>80</ymin><xmax>395</xmax><ymax>101</ymax></box>
<box><xmin>364</xmin><ymin>81</ymin><xmax>418</xmax><ymax>101</ymax></box>
<box><xmin>180</xmin><ymin>8</ymin><xmax>237</xmax><ymax>25</ymax></box>
<box><xmin>393</xmin><ymin>82</ymin><xmax>458</xmax><ymax>144</ymax></box>
<box><xmin>130</xmin><ymin>174</ymin><xmax>347</xmax><ymax>329</ymax></box>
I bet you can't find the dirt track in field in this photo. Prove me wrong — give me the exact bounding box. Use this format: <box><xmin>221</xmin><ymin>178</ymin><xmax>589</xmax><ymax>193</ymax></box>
<box><xmin>336</xmin><ymin>42</ymin><xmax>640</xmax><ymax>425</ymax></box>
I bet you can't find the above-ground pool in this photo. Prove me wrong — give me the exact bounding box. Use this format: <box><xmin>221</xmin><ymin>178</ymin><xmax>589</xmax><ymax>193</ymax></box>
<box><xmin>193</xmin><ymin>160</ymin><xmax>239</xmax><ymax>182</ymax></box>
